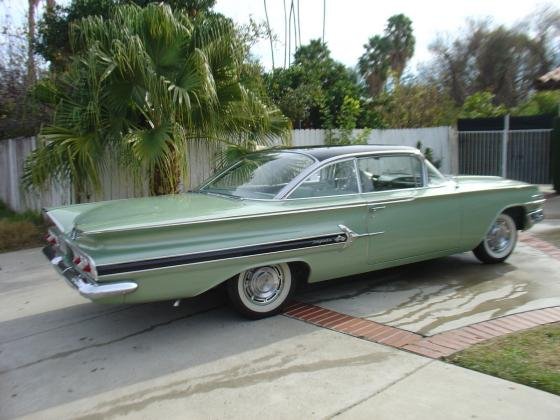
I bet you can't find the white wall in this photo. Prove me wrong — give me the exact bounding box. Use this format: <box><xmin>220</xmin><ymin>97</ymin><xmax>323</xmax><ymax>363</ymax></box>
<box><xmin>291</xmin><ymin>126</ymin><xmax>457</xmax><ymax>174</ymax></box>
<box><xmin>0</xmin><ymin>126</ymin><xmax>456</xmax><ymax>212</ymax></box>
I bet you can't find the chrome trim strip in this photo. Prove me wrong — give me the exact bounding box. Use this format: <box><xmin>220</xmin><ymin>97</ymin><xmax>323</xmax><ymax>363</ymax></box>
<box><xmin>96</xmin><ymin>228</ymin><xmax>359</xmax><ymax>276</ymax></box>
<box><xmin>337</xmin><ymin>224</ymin><xmax>385</xmax><ymax>248</ymax></box>
<box><xmin>367</xmin><ymin>197</ymin><xmax>416</xmax><ymax>206</ymax></box>
<box><xmin>84</xmin><ymin>202</ymin><xmax>368</xmax><ymax>234</ymax></box>
<box><xmin>100</xmin><ymin>240</ymin><xmax>358</xmax><ymax>276</ymax></box>
<box><xmin>102</xmin><ymin>231</ymin><xmax>346</xmax><ymax>266</ymax></box>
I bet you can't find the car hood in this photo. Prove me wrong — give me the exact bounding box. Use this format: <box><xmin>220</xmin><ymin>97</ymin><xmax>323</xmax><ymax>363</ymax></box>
<box><xmin>47</xmin><ymin>193</ymin><xmax>273</xmax><ymax>234</ymax></box>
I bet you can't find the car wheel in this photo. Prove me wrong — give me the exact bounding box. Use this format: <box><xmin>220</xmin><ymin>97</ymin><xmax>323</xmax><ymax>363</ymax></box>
<box><xmin>227</xmin><ymin>263</ymin><xmax>295</xmax><ymax>319</ymax></box>
<box><xmin>473</xmin><ymin>213</ymin><xmax>518</xmax><ymax>264</ymax></box>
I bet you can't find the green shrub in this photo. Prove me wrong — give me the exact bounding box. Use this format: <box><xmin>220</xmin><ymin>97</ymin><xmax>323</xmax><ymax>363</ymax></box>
<box><xmin>0</xmin><ymin>201</ymin><xmax>45</xmax><ymax>252</ymax></box>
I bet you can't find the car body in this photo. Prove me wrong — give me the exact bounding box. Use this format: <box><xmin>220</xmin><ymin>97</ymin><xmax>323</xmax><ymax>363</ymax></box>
<box><xmin>43</xmin><ymin>145</ymin><xmax>545</xmax><ymax>317</ymax></box>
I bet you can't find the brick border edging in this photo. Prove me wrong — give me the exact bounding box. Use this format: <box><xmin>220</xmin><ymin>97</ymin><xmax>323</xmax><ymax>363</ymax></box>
<box><xmin>520</xmin><ymin>232</ymin><xmax>560</xmax><ymax>261</ymax></box>
<box><xmin>403</xmin><ymin>306</ymin><xmax>560</xmax><ymax>358</ymax></box>
<box><xmin>283</xmin><ymin>231</ymin><xmax>560</xmax><ymax>358</ymax></box>
<box><xmin>284</xmin><ymin>303</ymin><xmax>560</xmax><ymax>359</ymax></box>
<box><xmin>283</xmin><ymin>302</ymin><xmax>423</xmax><ymax>348</ymax></box>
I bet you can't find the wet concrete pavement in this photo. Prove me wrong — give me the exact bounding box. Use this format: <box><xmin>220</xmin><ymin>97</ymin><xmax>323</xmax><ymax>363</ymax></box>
<box><xmin>299</xmin><ymin>239</ymin><xmax>560</xmax><ymax>335</ymax></box>
<box><xmin>1</xmin><ymin>213</ymin><xmax>560</xmax><ymax>418</ymax></box>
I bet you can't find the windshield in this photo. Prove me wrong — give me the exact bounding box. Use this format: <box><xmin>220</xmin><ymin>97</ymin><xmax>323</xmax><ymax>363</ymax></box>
<box><xmin>199</xmin><ymin>152</ymin><xmax>316</xmax><ymax>199</ymax></box>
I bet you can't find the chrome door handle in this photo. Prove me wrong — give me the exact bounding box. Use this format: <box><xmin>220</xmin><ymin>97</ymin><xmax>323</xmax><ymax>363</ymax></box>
<box><xmin>368</xmin><ymin>205</ymin><xmax>386</xmax><ymax>213</ymax></box>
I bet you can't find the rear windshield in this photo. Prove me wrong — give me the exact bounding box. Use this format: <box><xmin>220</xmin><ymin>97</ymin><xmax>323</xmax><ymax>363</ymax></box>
<box><xmin>199</xmin><ymin>152</ymin><xmax>315</xmax><ymax>199</ymax></box>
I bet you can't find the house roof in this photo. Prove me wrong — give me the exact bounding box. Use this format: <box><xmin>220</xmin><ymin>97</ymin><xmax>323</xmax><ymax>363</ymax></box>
<box><xmin>535</xmin><ymin>67</ymin><xmax>560</xmax><ymax>90</ymax></box>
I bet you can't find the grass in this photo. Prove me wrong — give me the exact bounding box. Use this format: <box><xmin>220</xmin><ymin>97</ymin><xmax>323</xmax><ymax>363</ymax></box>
<box><xmin>446</xmin><ymin>323</ymin><xmax>560</xmax><ymax>395</ymax></box>
<box><xmin>0</xmin><ymin>201</ymin><xmax>46</xmax><ymax>253</ymax></box>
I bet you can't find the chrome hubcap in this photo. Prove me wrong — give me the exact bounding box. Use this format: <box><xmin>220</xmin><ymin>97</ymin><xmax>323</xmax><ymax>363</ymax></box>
<box><xmin>486</xmin><ymin>219</ymin><xmax>512</xmax><ymax>253</ymax></box>
<box><xmin>242</xmin><ymin>266</ymin><xmax>284</xmax><ymax>305</ymax></box>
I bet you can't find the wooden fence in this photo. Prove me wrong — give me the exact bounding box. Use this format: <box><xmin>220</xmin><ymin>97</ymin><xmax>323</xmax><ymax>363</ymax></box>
<box><xmin>0</xmin><ymin>127</ymin><xmax>456</xmax><ymax>212</ymax></box>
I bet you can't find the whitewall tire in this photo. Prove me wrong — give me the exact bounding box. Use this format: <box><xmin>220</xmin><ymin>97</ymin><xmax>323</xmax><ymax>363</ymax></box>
<box><xmin>227</xmin><ymin>263</ymin><xmax>296</xmax><ymax>319</ymax></box>
<box><xmin>473</xmin><ymin>213</ymin><xmax>518</xmax><ymax>264</ymax></box>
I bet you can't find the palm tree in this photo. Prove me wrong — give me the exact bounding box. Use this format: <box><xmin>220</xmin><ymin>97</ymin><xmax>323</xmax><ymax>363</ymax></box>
<box><xmin>263</xmin><ymin>0</ymin><xmax>275</xmax><ymax>69</ymax></box>
<box><xmin>359</xmin><ymin>35</ymin><xmax>391</xmax><ymax>97</ymax></box>
<box><xmin>385</xmin><ymin>14</ymin><xmax>415</xmax><ymax>85</ymax></box>
<box><xmin>23</xmin><ymin>4</ymin><xmax>289</xmax><ymax>197</ymax></box>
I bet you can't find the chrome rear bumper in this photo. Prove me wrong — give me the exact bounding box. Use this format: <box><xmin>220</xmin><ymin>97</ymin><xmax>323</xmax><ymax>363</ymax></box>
<box><xmin>43</xmin><ymin>245</ymin><xmax>137</xmax><ymax>300</ymax></box>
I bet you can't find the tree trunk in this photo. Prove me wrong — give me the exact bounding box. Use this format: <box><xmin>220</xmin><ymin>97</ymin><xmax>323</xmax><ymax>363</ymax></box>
<box><xmin>26</xmin><ymin>0</ymin><xmax>39</xmax><ymax>87</ymax></box>
<box><xmin>149</xmin><ymin>144</ymin><xmax>182</xmax><ymax>196</ymax></box>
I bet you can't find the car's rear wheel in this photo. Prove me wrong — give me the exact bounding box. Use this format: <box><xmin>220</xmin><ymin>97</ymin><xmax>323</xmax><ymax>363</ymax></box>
<box><xmin>227</xmin><ymin>263</ymin><xmax>295</xmax><ymax>319</ymax></box>
<box><xmin>473</xmin><ymin>213</ymin><xmax>518</xmax><ymax>264</ymax></box>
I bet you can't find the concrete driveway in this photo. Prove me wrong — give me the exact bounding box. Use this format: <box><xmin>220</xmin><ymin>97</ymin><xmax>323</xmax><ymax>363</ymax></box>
<box><xmin>1</xmin><ymin>215</ymin><xmax>560</xmax><ymax>419</ymax></box>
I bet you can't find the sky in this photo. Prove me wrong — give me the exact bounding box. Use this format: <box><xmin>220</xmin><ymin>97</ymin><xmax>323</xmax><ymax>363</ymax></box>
<box><xmin>215</xmin><ymin>0</ymin><xmax>548</xmax><ymax>71</ymax></box>
<box><xmin>0</xmin><ymin>0</ymin><xmax>551</xmax><ymax>71</ymax></box>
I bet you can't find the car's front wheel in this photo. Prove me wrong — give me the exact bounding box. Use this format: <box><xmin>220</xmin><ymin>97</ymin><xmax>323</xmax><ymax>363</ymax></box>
<box><xmin>473</xmin><ymin>213</ymin><xmax>518</xmax><ymax>264</ymax></box>
<box><xmin>227</xmin><ymin>263</ymin><xmax>295</xmax><ymax>319</ymax></box>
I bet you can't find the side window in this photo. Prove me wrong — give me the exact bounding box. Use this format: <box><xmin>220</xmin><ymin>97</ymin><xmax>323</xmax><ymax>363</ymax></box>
<box><xmin>289</xmin><ymin>160</ymin><xmax>359</xmax><ymax>198</ymax></box>
<box><xmin>357</xmin><ymin>155</ymin><xmax>423</xmax><ymax>192</ymax></box>
<box><xmin>426</xmin><ymin>161</ymin><xmax>446</xmax><ymax>186</ymax></box>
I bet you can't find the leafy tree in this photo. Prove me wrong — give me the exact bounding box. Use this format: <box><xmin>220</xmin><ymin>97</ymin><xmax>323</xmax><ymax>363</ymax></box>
<box><xmin>0</xmin><ymin>21</ymin><xmax>51</xmax><ymax>139</ymax></box>
<box><xmin>23</xmin><ymin>4</ymin><xmax>289</xmax><ymax>197</ymax></box>
<box><xmin>325</xmin><ymin>96</ymin><xmax>371</xmax><ymax>145</ymax></box>
<box><xmin>460</xmin><ymin>91</ymin><xmax>507</xmax><ymax>118</ymax></box>
<box><xmin>265</xmin><ymin>39</ymin><xmax>365</xmax><ymax>129</ymax></box>
<box><xmin>426</xmin><ymin>18</ymin><xmax>556</xmax><ymax>108</ymax></box>
<box><xmin>373</xmin><ymin>82</ymin><xmax>458</xmax><ymax>128</ymax></box>
<box><xmin>513</xmin><ymin>91</ymin><xmax>560</xmax><ymax>116</ymax></box>
<box><xmin>359</xmin><ymin>14</ymin><xmax>415</xmax><ymax>97</ymax></box>
<box><xmin>36</xmin><ymin>0</ymin><xmax>216</xmax><ymax>71</ymax></box>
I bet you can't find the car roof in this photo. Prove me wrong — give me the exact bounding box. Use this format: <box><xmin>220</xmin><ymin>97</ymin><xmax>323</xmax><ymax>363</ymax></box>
<box><xmin>281</xmin><ymin>145</ymin><xmax>419</xmax><ymax>161</ymax></box>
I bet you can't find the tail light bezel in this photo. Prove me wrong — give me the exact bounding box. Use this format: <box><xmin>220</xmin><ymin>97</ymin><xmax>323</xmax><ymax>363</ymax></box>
<box><xmin>69</xmin><ymin>245</ymin><xmax>98</xmax><ymax>280</ymax></box>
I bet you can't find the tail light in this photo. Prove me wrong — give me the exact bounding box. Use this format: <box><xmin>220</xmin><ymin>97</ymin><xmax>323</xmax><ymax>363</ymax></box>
<box><xmin>45</xmin><ymin>233</ymin><xmax>58</xmax><ymax>246</ymax></box>
<box><xmin>73</xmin><ymin>252</ymin><xmax>97</xmax><ymax>279</ymax></box>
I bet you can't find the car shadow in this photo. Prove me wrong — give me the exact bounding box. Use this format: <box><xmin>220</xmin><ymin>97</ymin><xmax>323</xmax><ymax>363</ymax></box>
<box><xmin>0</xmin><ymin>251</ymin><xmax>533</xmax><ymax>417</ymax></box>
<box><xmin>0</xmin><ymin>286</ymin><xmax>318</xmax><ymax>418</ymax></box>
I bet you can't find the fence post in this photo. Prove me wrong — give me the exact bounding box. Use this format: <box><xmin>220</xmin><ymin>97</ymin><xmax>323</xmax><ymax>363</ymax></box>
<box><xmin>501</xmin><ymin>114</ymin><xmax>510</xmax><ymax>178</ymax></box>
<box><xmin>448</xmin><ymin>126</ymin><xmax>459</xmax><ymax>175</ymax></box>
<box><xmin>8</xmin><ymin>138</ymin><xmax>20</xmax><ymax>212</ymax></box>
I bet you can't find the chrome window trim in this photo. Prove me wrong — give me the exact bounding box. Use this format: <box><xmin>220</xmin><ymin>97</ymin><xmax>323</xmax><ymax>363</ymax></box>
<box><xmin>197</xmin><ymin>149</ymin><xmax>422</xmax><ymax>201</ymax></box>
<box><xmin>280</xmin><ymin>151</ymin><xmax>426</xmax><ymax>200</ymax></box>
<box><xmin>283</xmin><ymin>157</ymin><xmax>362</xmax><ymax>200</ymax></box>
<box><xmin>195</xmin><ymin>150</ymin><xmax>319</xmax><ymax>194</ymax></box>
<box><xmin>354</xmin><ymin>158</ymin><xmax>363</xmax><ymax>194</ymax></box>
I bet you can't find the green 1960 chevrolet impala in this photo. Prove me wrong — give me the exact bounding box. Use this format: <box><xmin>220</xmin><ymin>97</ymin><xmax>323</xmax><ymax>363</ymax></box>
<box><xmin>43</xmin><ymin>145</ymin><xmax>545</xmax><ymax>318</ymax></box>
